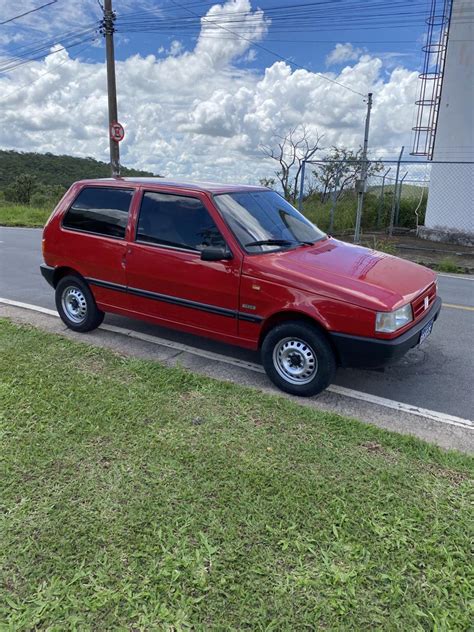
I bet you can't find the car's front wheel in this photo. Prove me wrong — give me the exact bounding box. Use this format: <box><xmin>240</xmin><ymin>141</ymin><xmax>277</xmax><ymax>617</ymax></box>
<box><xmin>55</xmin><ymin>275</ymin><xmax>104</xmax><ymax>333</ymax></box>
<box><xmin>261</xmin><ymin>321</ymin><xmax>336</xmax><ymax>396</ymax></box>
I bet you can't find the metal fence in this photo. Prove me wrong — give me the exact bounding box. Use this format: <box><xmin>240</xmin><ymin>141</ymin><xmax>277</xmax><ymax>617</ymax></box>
<box><xmin>297</xmin><ymin>157</ymin><xmax>474</xmax><ymax>243</ymax></box>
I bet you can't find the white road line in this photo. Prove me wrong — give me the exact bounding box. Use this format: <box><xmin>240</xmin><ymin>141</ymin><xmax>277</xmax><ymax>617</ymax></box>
<box><xmin>0</xmin><ymin>298</ymin><xmax>58</xmax><ymax>316</ymax></box>
<box><xmin>0</xmin><ymin>226</ymin><xmax>43</xmax><ymax>231</ymax></box>
<box><xmin>102</xmin><ymin>322</ymin><xmax>265</xmax><ymax>372</ymax></box>
<box><xmin>438</xmin><ymin>273</ymin><xmax>474</xmax><ymax>281</ymax></box>
<box><xmin>0</xmin><ymin>298</ymin><xmax>264</xmax><ymax>373</ymax></box>
<box><xmin>328</xmin><ymin>385</ymin><xmax>473</xmax><ymax>430</ymax></box>
<box><xmin>1</xmin><ymin>297</ymin><xmax>472</xmax><ymax>431</ymax></box>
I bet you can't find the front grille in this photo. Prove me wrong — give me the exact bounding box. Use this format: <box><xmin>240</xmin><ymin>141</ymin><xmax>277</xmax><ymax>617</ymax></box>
<box><xmin>412</xmin><ymin>283</ymin><xmax>436</xmax><ymax>320</ymax></box>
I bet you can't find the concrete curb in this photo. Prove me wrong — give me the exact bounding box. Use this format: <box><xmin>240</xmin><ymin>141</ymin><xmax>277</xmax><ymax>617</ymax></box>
<box><xmin>1</xmin><ymin>301</ymin><xmax>472</xmax><ymax>454</ymax></box>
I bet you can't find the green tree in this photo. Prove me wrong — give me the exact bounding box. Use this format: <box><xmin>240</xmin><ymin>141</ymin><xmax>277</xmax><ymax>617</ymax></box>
<box><xmin>30</xmin><ymin>184</ymin><xmax>67</xmax><ymax>208</ymax></box>
<box><xmin>5</xmin><ymin>173</ymin><xmax>38</xmax><ymax>205</ymax></box>
<box><xmin>0</xmin><ymin>149</ymin><xmax>156</xmax><ymax>192</ymax></box>
<box><xmin>259</xmin><ymin>177</ymin><xmax>276</xmax><ymax>189</ymax></box>
<box><xmin>312</xmin><ymin>147</ymin><xmax>382</xmax><ymax>203</ymax></box>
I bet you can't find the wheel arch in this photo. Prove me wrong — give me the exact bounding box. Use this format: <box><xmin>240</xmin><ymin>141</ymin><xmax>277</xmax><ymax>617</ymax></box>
<box><xmin>52</xmin><ymin>266</ymin><xmax>85</xmax><ymax>288</ymax></box>
<box><xmin>258</xmin><ymin>310</ymin><xmax>340</xmax><ymax>362</ymax></box>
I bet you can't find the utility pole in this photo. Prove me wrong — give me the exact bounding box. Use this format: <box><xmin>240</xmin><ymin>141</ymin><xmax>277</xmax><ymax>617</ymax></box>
<box><xmin>354</xmin><ymin>92</ymin><xmax>373</xmax><ymax>243</ymax></box>
<box><xmin>377</xmin><ymin>167</ymin><xmax>391</xmax><ymax>228</ymax></box>
<box><xmin>389</xmin><ymin>146</ymin><xmax>404</xmax><ymax>236</ymax></box>
<box><xmin>298</xmin><ymin>160</ymin><xmax>306</xmax><ymax>212</ymax></box>
<box><xmin>395</xmin><ymin>171</ymin><xmax>408</xmax><ymax>226</ymax></box>
<box><xmin>102</xmin><ymin>0</ymin><xmax>120</xmax><ymax>177</ymax></box>
<box><xmin>329</xmin><ymin>161</ymin><xmax>344</xmax><ymax>234</ymax></box>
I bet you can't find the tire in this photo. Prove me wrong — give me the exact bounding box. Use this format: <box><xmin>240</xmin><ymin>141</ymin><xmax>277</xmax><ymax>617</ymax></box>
<box><xmin>55</xmin><ymin>275</ymin><xmax>104</xmax><ymax>333</ymax></box>
<box><xmin>261</xmin><ymin>321</ymin><xmax>336</xmax><ymax>397</ymax></box>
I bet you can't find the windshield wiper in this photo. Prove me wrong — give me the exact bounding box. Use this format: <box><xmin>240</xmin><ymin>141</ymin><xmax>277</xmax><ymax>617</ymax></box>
<box><xmin>244</xmin><ymin>239</ymin><xmax>295</xmax><ymax>247</ymax></box>
<box><xmin>244</xmin><ymin>238</ymin><xmax>315</xmax><ymax>248</ymax></box>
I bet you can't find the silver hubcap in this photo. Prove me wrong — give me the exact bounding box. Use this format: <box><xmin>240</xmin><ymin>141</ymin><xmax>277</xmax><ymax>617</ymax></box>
<box><xmin>273</xmin><ymin>337</ymin><xmax>318</xmax><ymax>385</ymax></box>
<box><xmin>61</xmin><ymin>286</ymin><xmax>88</xmax><ymax>324</ymax></box>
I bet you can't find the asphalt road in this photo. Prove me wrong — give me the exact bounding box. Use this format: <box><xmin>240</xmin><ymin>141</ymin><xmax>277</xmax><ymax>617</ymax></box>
<box><xmin>1</xmin><ymin>226</ymin><xmax>473</xmax><ymax>420</ymax></box>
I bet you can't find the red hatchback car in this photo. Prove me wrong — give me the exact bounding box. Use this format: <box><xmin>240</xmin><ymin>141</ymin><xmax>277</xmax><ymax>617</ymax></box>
<box><xmin>41</xmin><ymin>178</ymin><xmax>441</xmax><ymax>396</ymax></box>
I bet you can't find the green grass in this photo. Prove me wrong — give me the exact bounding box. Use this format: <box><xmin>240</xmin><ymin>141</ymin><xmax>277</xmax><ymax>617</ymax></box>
<box><xmin>303</xmin><ymin>190</ymin><xmax>427</xmax><ymax>232</ymax></box>
<box><xmin>1</xmin><ymin>320</ymin><xmax>473</xmax><ymax>630</ymax></box>
<box><xmin>436</xmin><ymin>257</ymin><xmax>464</xmax><ymax>274</ymax></box>
<box><xmin>368</xmin><ymin>238</ymin><xmax>397</xmax><ymax>255</ymax></box>
<box><xmin>0</xmin><ymin>204</ymin><xmax>51</xmax><ymax>227</ymax></box>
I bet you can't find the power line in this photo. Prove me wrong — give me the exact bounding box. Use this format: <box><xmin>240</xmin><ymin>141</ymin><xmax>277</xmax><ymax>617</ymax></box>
<box><xmin>0</xmin><ymin>40</ymin><xmax>98</xmax><ymax>102</ymax></box>
<box><xmin>4</xmin><ymin>20</ymin><xmax>99</xmax><ymax>56</ymax></box>
<box><xmin>120</xmin><ymin>0</ymin><xmax>429</xmax><ymax>20</ymax></box>
<box><xmin>167</xmin><ymin>0</ymin><xmax>366</xmax><ymax>98</ymax></box>
<box><xmin>0</xmin><ymin>25</ymin><xmax>100</xmax><ymax>74</ymax></box>
<box><xmin>0</xmin><ymin>0</ymin><xmax>58</xmax><ymax>26</ymax></box>
<box><xmin>117</xmin><ymin>0</ymin><xmax>431</xmax><ymax>32</ymax></box>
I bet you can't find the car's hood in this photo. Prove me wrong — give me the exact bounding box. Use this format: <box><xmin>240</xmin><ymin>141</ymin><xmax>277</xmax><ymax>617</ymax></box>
<box><xmin>243</xmin><ymin>237</ymin><xmax>436</xmax><ymax>311</ymax></box>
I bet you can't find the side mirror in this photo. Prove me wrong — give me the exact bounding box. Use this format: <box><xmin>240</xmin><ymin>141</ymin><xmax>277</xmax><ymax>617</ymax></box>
<box><xmin>200</xmin><ymin>245</ymin><xmax>232</xmax><ymax>261</ymax></box>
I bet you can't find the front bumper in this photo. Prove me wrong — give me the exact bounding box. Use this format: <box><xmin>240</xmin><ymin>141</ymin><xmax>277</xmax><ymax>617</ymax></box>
<box><xmin>330</xmin><ymin>296</ymin><xmax>442</xmax><ymax>369</ymax></box>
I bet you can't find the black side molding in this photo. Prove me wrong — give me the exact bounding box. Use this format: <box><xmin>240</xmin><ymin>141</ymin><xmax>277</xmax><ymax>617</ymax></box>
<box><xmin>88</xmin><ymin>277</ymin><xmax>264</xmax><ymax>323</ymax></box>
<box><xmin>39</xmin><ymin>266</ymin><xmax>263</xmax><ymax>324</ymax></box>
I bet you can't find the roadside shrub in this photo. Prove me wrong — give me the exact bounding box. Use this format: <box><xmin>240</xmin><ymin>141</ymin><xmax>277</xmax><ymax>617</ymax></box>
<box><xmin>436</xmin><ymin>258</ymin><xmax>463</xmax><ymax>274</ymax></box>
<box><xmin>30</xmin><ymin>192</ymin><xmax>50</xmax><ymax>207</ymax></box>
<box><xmin>372</xmin><ymin>239</ymin><xmax>397</xmax><ymax>255</ymax></box>
<box><xmin>397</xmin><ymin>197</ymin><xmax>427</xmax><ymax>228</ymax></box>
<box><xmin>30</xmin><ymin>185</ymin><xmax>66</xmax><ymax>208</ymax></box>
<box><xmin>302</xmin><ymin>188</ymin><xmax>427</xmax><ymax>233</ymax></box>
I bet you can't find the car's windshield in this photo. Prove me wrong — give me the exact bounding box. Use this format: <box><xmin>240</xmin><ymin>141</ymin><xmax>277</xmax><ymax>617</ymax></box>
<box><xmin>213</xmin><ymin>190</ymin><xmax>326</xmax><ymax>253</ymax></box>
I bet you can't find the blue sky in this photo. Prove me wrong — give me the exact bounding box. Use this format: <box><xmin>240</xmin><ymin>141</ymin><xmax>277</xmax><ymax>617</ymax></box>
<box><xmin>110</xmin><ymin>0</ymin><xmax>426</xmax><ymax>71</ymax></box>
<box><xmin>0</xmin><ymin>0</ymin><xmax>433</xmax><ymax>180</ymax></box>
<box><xmin>1</xmin><ymin>0</ymin><xmax>428</xmax><ymax>76</ymax></box>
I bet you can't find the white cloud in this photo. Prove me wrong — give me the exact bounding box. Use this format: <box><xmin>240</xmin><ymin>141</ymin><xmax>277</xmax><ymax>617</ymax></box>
<box><xmin>0</xmin><ymin>32</ymin><xmax>23</xmax><ymax>46</ymax></box>
<box><xmin>0</xmin><ymin>0</ymin><xmax>100</xmax><ymax>44</ymax></box>
<box><xmin>244</xmin><ymin>49</ymin><xmax>257</xmax><ymax>62</ymax></box>
<box><xmin>0</xmin><ymin>1</ymin><xmax>420</xmax><ymax>184</ymax></box>
<box><xmin>0</xmin><ymin>0</ymin><xmax>155</xmax><ymax>47</ymax></box>
<box><xmin>169</xmin><ymin>40</ymin><xmax>184</xmax><ymax>57</ymax></box>
<box><xmin>158</xmin><ymin>40</ymin><xmax>184</xmax><ymax>57</ymax></box>
<box><xmin>326</xmin><ymin>43</ymin><xmax>365</xmax><ymax>66</ymax></box>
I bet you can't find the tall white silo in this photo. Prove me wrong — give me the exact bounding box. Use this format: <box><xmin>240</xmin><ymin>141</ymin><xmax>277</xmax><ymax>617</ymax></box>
<box><xmin>417</xmin><ymin>0</ymin><xmax>474</xmax><ymax>244</ymax></box>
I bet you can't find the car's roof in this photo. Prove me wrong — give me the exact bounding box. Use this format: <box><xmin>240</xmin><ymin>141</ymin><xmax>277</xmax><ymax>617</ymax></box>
<box><xmin>76</xmin><ymin>177</ymin><xmax>268</xmax><ymax>194</ymax></box>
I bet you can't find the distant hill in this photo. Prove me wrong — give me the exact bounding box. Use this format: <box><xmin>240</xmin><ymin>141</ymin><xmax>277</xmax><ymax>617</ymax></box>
<box><xmin>368</xmin><ymin>183</ymin><xmax>428</xmax><ymax>199</ymax></box>
<box><xmin>0</xmin><ymin>150</ymin><xmax>156</xmax><ymax>190</ymax></box>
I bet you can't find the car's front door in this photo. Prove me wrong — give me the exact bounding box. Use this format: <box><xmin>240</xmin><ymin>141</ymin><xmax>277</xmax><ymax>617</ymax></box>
<box><xmin>125</xmin><ymin>189</ymin><xmax>242</xmax><ymax>341</ymax></box>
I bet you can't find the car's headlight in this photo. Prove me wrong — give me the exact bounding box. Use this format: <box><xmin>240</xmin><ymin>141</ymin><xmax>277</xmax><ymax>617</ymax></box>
<box><xmin>376</xmin><ymin>304</ymin><xmax>413</xmax><ymax>333</ymax></box>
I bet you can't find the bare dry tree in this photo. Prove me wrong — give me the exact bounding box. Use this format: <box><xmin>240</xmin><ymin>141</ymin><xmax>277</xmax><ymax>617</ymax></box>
<box><xmin>312</xmin><ymin>146</ymin><xmax>383</xmax><ymax>203</ymax></box>
<box><xmin>260</xmin><ymin>126</ymin><xmax>323</xmax><ymax>204</ymax></box>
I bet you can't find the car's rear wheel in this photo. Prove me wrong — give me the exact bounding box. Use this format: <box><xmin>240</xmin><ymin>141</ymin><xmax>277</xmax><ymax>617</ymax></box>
<box><xmin>55</xmin><ymin>275</ymin><xmax>104</xmax><ymax>332</ymax></box>
<box><xmin>261</xmin><ymin>321</ymin><xmax>336</xmax><ymax>396</ymax></box>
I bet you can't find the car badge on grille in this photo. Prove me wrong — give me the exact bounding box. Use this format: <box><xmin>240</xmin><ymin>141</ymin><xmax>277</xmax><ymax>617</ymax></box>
<box><xmin>424</xmin><ymin>296</ymin><xmax>429</xmax><ymax>310</ymax></box>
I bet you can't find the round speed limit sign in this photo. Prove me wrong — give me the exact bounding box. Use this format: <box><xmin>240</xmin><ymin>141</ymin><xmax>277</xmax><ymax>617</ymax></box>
<box><xmin>110</xmin><ymin>122</ymin><xmax>125</xmax><ymax>142</ymax></box>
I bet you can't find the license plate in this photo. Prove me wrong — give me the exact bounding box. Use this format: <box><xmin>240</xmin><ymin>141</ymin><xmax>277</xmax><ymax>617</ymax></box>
<box><xmin>419</xmin><ymin>319</ymin><xmax>434</xmax><ymax>345</ymax></box>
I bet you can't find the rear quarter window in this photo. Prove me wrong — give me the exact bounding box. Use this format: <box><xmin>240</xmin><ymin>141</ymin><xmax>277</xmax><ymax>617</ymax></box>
<box><xmin>62</xmin><ymin>187</ymin><xmax>134</xmax><ymax>238</ymax></box>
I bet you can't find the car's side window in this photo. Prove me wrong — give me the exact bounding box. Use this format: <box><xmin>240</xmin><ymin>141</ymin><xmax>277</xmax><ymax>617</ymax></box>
<box><xmin>136</xmin><ymin>191</ymin><xmax>226</xmax><ymax>251</ymax></box>
<box><xmin>62</xmin><ymin>187</ymin><xmax>134</xmax><ymax>239</ymax></box>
